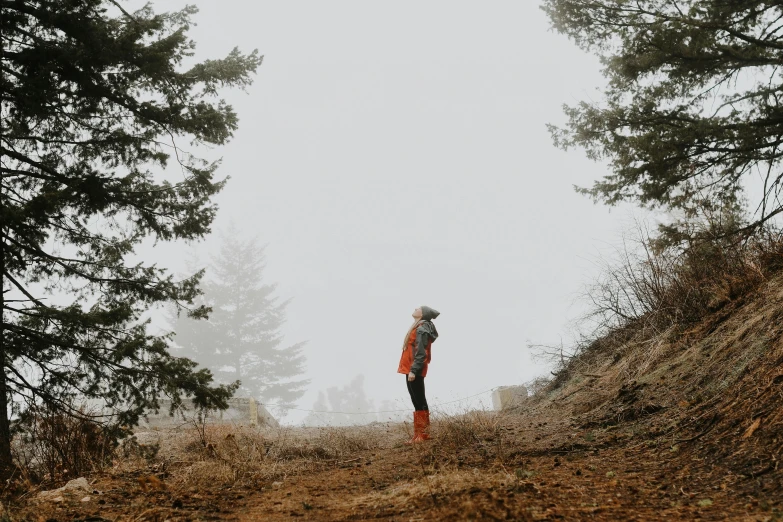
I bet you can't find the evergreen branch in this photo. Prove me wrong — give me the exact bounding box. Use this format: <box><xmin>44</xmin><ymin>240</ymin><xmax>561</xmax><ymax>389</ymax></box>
<box><xmin>2</xmin><ymin>270</ymin><xmax>46</xmax><ymax>308</ymax></box>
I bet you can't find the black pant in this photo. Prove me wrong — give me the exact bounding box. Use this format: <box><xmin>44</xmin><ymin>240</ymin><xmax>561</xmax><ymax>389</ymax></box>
<box><xmin>406</xmin><ymin>375</ymin><xmax>429</xmax><ymax>411</ymax></box>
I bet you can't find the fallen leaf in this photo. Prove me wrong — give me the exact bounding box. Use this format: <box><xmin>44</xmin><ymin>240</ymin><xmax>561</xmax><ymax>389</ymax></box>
<box><xmin>742</xmin><ymin>418</ymin><xmax>761</xmax><ymax>439</ymax></box>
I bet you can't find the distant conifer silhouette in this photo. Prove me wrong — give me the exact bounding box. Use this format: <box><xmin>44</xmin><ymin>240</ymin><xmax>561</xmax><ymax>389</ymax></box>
<box><xmin>173</xmin><ymin>230</ymin><xmax>308</xmax><ymax>414</ymax></box>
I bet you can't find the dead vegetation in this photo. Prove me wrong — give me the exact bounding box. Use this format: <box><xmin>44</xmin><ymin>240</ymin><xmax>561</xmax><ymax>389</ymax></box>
<box><xmin>533</xmin><ymin>224</ymin><xmax>782</xmax><ymax>439</ymax></box>
<box><xmin>10</xmin><ymin>406</ymin><xmax>117</xmax><ymax>488</ymax></box>
<box><xmin>3</xmin><ymin>227</ymin><xmax>782</xmax><ymax>521</ymax></box>
<box><xmin>4</xmin><ymin>400</ymin><xmax>781</xmax><ymax>521</ymax></box>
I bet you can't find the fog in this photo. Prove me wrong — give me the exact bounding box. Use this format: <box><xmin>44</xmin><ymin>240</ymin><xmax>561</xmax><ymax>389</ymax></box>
<box><xmin>138</xmin><ymin>0</ymin><xmax>635</xmax><ymax>424</ymax></box>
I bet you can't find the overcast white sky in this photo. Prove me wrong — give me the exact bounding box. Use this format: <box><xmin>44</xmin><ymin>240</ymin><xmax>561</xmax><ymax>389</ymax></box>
<box><xmin>141</xmin><ymin>0</ymin><xmax>637</xmax><ymax>424</ymax></box>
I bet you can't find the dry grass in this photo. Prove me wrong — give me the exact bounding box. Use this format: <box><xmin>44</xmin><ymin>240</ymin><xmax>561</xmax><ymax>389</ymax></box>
<box><xmin>529</xmin><ymin>267</ymin><xmax>783</xmax><ymax>471</ymax></box>
<box><xmin>584</xmin><ymin>223</ymin><xmax>783</xmax><ymax>336</ymax></box>
<box><xmin>6</xmin><ymin>227</ymin><xmax>782</xmax><ymax>520</ymax></box>
<box><xmin>86</xmin><ymin>410</ymin><xmax>513</xmax><ymax>512</ymax></box>
<box><xmin>349</xmin><ymin>467</ymin><xmax>515</xmax><ymax>511</ymax></box>
<box><xmin>537</xmin><ymin>222</ymin><xmax>783</xmax><ymax>405</ymax></box>
<box><xmin>7</xmin><ymin>388</ymin><xmax>782</xmax><ymax>521</ymax></box>
<box><xmin>110</xmin><ymin>421</ymin><xmax>397</xmax><ymax>494</ymax></box>
<box><xmin>429</xmin><ymin>411</ymin><xmax>501</xmax><ymax>456</ymax></box>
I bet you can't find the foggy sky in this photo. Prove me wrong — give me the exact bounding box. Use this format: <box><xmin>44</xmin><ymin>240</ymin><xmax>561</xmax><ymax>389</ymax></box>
<box><xmin>140</xmin><ymin>0</ymin><xmax>634</xmax><ymax>423</ymax></box>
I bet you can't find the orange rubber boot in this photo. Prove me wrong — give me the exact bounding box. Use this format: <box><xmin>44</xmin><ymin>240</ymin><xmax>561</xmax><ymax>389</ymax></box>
<box><xmin>405</xmin><ymin>411</ymin><xmax>431</xmax><ymax>444</ymax></box>
<box><xmin>419</xmin><ymin>410</ymin><xmax>431</xmax><ymax>441</ymax></box>
<box><xmin>404</xmin><ymin>412</ymin><xmax>420</xmax><ymax>445</ymax></box>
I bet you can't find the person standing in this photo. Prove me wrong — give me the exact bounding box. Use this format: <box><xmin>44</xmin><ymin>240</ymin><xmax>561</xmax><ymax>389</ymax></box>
<box><xmin>397</xmin><ymin>306</ymin><xmax>439</xmax><ymax>443</ymax></box>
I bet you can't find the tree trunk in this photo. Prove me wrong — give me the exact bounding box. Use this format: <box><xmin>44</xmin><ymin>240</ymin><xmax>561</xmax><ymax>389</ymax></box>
<box><xmin>0</xmin><ymin>241</ymin><xmax>14</xmax><ymax>480</ymax></box>
<box><xmin>0</xmin><ymin>343</ymin><xmax>13</xmax><ymax>479</ymax></box>
<box><xmin>1</xmin><ymin>241</ymin><xmax>12</xmax><ymax>477</ymax></box>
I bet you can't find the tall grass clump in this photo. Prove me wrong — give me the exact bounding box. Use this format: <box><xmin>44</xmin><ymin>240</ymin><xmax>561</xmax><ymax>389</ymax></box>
<box><xmin>432</xmin><ymin>410</ymin><xmax>500</xmax><ymax>450</ymax></box>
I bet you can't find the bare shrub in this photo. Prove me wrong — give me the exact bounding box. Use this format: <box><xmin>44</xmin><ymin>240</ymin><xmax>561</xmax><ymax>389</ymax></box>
<box><xmin>524</xmin><ymin>376</ymin><xmax>553</xmax><ymax>399</ymax></box>
<box><xmin>583</xmin><ymin>220</ymin><xmax>783</xmax><ymax>343</ymax></box>
<box><xmin>528</xmin><ymin>340</ymin><xmax>578</xmax><ymax>371</ymax></box>
<box><xmin>538</xmin><ymin>209</ymin><xmax>783</xmax><ymax>392</ymax></box>
<box><xmin>14</xmin><ymin>406</ymin><xmax>117</xmax><ymax>482</ymax></box>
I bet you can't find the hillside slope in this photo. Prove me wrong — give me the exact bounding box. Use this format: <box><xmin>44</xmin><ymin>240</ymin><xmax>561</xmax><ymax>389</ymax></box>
<box><xmin>539</xmin><ymin>269</ymin><xmax>781</xmax><ymax>452</ymax></box>
<box><xmin>524</xmin><ymin>269</ymin><xmax>782</xmax><ymax>507</ymax></box>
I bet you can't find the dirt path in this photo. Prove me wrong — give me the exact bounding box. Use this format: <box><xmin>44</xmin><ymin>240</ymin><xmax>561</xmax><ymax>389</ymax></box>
<box><xmin>9</xmin><ymin>408</ymin><xmax>780</xmax><ymax>521</ymax></box>
<box><xmin>10</xmin><ymin>263</ymin><xmax>782</xmax><ymax>521</ymax></box>
<box><xmin>235</xmin><ymin>417</ymin><xmax>779</xmax><ymax>521</ymax></box>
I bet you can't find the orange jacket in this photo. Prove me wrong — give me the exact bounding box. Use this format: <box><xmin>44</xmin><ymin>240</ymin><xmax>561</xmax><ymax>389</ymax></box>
<box><xmin>397</xmin><ymin>323</ymin><xmax>435</xmax><ymax>377</ymax></box>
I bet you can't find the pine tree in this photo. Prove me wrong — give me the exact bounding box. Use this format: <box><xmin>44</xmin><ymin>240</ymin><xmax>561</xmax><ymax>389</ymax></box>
<box><xmin>1</xmin><ymin>1</ymin><xmax>262</xmax><ymax>474</ymax></box>
<box><xmin>172</xmin><ymin>232</ymin><xmax>308</xmax><ymax>413</ymax></box>
<box><xmin>542</xmin><ymin>1</ymin><xmax>783</xmax><ymax>235</ymax></box>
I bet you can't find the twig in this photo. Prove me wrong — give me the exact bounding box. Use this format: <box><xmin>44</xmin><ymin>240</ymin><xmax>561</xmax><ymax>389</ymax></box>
<box><xmin>554</xmin><ymin>384</ymin><xmax>590</xmax><ymax>402</ymax></box>
<box><xmin>132</xmin><ymin>508</ymin><xmax>162</xmax><ymax>522</ymax></box>
<box><xmin>417</xmin><ymin>457</ymin><xmax>438</xmax><ymax>507</ymax></box>
<box><xmin>747</xmin><ymin>461</ymin><xmax>777</xmax><ymax>479</ymax></box>
<box><xmin>676</xmin><ymin>413</ymin><xmax>720</xmax><ymax>442</ymax></box>
<box><xmin>108</xmin><ymin>0</ymin><xmax>140</xmax><ymax>23</ymax></box>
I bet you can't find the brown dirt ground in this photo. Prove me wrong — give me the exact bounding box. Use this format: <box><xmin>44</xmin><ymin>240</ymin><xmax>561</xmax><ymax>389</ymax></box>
<box><xmin>5</xmin><ymin>275</ymin><xmax>782</xmax><ymax>522</ymax></box>
<box><xmin>5</xmin><ymin>399</ymin><xmax>781</xmax><ymax>522</ymax></box>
